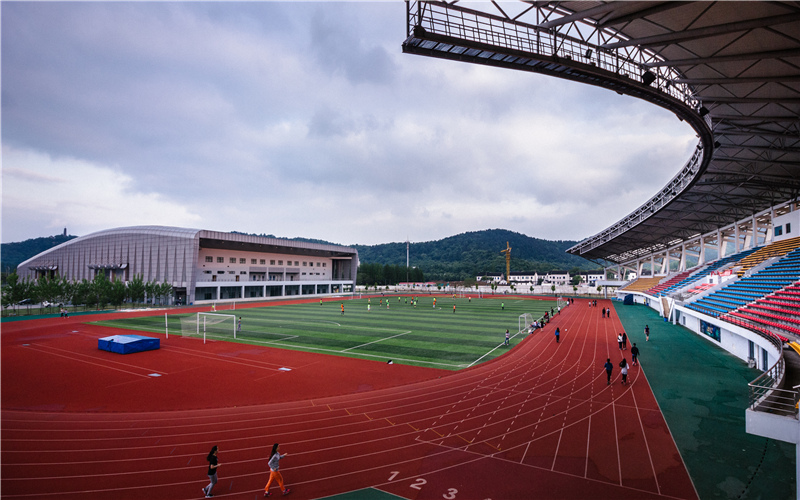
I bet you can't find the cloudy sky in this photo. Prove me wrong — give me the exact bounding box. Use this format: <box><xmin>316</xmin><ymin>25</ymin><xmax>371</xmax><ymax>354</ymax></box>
<box><xmin>1</xmin><ymin>2</ymin><xmax>696</xmax><ymax>246</ymax></box>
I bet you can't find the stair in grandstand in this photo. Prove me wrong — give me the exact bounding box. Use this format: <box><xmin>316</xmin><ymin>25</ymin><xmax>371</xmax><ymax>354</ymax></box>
<box><xmin>735</xmin><ymin>236</ymin><xmax>800</xmax><ymax>277</ymax></box>
<box><xmin>686</xmin><ymin>246</ymin><xmax>800</xmax><ymax>319</ymax></box>
<box><xmin>646</xmin><ymin>269</ymin><xmax>694</xmax><ymax>296</ymax></box>
<box><xmin>667</xmin><ymin>247</ymin><xmax>760</xmax><ymax>297</ymax></box>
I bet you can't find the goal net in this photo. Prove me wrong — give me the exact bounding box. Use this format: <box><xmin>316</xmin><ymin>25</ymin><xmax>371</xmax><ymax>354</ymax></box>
<box><xmin>179</xmin><ymin>312</ymin><xmax>237</xmax><ymax>343</ymax></box>
<box><xmin>519</xmin><ymin>313</ymin><xmax>535</xmax><ymax>333</ymax></box>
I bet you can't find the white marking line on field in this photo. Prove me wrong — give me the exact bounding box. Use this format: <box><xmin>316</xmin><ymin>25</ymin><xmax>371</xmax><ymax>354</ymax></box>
<box><xmin>466</xmin><ymin>330</ymin><xmax>525</xmax><ymax>368</ymax></box>
<box><xmin>342</xmin><ymin>331</ymin><xmax>412</xmax><ymax>352</ymax></box>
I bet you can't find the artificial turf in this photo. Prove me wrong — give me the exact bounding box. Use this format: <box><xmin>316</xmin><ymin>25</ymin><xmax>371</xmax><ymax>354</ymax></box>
<box><xmin>91</xmin><ymin>295</ymin><xmax>559</xmax><ymax>369</ymax></box>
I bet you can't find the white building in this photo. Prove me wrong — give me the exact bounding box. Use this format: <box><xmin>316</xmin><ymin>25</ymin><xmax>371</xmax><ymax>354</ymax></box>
<box><xmin>18</xmin><ymin>226</ymin><xmax>359</xmax><ymax>305</ymax></box>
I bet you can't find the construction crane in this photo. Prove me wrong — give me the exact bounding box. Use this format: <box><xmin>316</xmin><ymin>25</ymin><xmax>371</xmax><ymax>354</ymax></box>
<box><xmin>501</xmin><ymin>241</ymin><xmax>511</xmax><ymax>285</ymax></box>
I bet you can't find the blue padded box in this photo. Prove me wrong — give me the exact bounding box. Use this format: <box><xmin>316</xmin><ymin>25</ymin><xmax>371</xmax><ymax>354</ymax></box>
<box><xmin>98</xmin><ymin>335</ymin><xmax>160</xmax><ymax>354</ymax></box>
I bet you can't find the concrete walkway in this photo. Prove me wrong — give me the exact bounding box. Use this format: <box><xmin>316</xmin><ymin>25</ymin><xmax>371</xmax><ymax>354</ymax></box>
<box><xmin>613</xmin><ymin>302</ymin><xmax>796</xmax><ymax>500</ymax></box>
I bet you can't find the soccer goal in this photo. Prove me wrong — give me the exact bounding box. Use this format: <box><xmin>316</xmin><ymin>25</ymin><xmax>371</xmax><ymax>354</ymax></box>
<box><xmin>519</xmin><ymin>313</ymin><xmax>535</xmax><ymax>333</ymax></box>
<box><xmin>557</xmin><ymin>297</ymin><xmax>569</xmax><ymax>310</ymax></box>
<box><xmin>179</xmin><ymin>312</ymin><xmax>237</xmax><ymax>343</ymax></box>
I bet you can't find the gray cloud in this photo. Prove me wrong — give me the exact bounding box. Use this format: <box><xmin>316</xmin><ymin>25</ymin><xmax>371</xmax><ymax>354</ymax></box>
<box><xmin>2</xmin><ymin>2</ymin><xmax>695</xmax><ymax>246</ymax></box>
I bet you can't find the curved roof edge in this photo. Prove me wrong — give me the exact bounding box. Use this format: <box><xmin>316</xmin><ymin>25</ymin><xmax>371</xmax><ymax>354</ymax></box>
<box><xmin>17</xmin><ymin>225</ymin><xmax>357</xmax><ymax>271</ymax></box>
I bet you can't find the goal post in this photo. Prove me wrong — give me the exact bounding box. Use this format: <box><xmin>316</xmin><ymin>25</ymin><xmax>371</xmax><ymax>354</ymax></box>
<box><xmin>519</xmin><ymin>313</ymin><xmax>535</xmax><ymax>333</ymax></box>
<box><xmin>179</xmin><ymin>312</ymin><xmax>237</xmax><ymax>343</ymax></box>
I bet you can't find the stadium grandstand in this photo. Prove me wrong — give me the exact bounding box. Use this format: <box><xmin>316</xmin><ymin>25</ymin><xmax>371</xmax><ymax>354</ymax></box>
<box><xmin>16</xmin><ymin>226</ymin><xmax>358</xmax><ymax>305</ymax></box>
<box><xmin>402</xmin><ymin>1</ymin><xmax>800</xmax><ymax>495</ymax></box>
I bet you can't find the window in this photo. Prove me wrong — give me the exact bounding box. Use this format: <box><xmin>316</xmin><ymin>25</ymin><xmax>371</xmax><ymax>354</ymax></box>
<box><xmin>776</xmin><ymin>226</ymin><xmax>783</xmax><ymax>236</ymax></box>
<box><xmin>302</xmin><ymin>272</ymin><xmax>307</xmax><ymax>275</ymax></box>
<box><xmin>278</xmin><ymin>260</ymin><xmax>283</xmax><ymax>265</ymax></box>
<box><xmin>205</xmin><ymin>256</ymin><xmax>213</xmax><ymax>263</ymax></box>
<box><xmin>240</xmin><ymin>271</ymin><xmax>247</xmax><ymax>274</ymax></box>
<box><xmin>240</xmin><ymin>258</ymin><xmax>246</xmax><ymax>264</ymax></box>
<box><xmin>260</xmin><ymin>259</ymin><xmax>266</xmax><ymax>265</ymax></box>
<box><xmin>270</xmin><ymin>260</ymin><xmax>275</xmax><ymax>265</ymax></box>
<box><xmin>788</xmin><ymin>223</ymin><xmax>792</xmax><ymax>234</ymax></box>
<box><xmin>323</xmin><ymin>263</ymin><xmax>326</xmax><ymax>267</ymax></box>
<box><xmin>228</xmin><ymin>271</ymin><xmax>235</xmax><ymax>274</ymax></box>
<box><xmin>303</xmin><ymin>262</ymin><xmax>307</xmax><ymax>266</ymax></box>
<box><xmin>251</xmin><ymin>259</ymin><xmax>257</xmax><ymax>264</ymax></box>
<box><xmin>230</xmin><ymin>257</ymin><xmax>236</xmax><ymax>263</ymax></box>
<box><xmin>295</xmin><ymin>261</ymin><xmax>299</xmax><ymax>266</ymax></box>
<box><xmin>317</xmin><ymin>262</ymin><xmax>321</xmax><ymax>267</ymax></box>
<box><xmin>217</xmin><ymin>257</ymin><xmax>224</xmax><ymax>263</ymax></box>
<box><xmin>203</xmin><ymin>270</ymin><xmax>211</xmax><ymax>274</ymax></box>
<box><xmin>217</xmin><ymin>270</ymin><xmax>225</xmax><ymax>274</ymax></box>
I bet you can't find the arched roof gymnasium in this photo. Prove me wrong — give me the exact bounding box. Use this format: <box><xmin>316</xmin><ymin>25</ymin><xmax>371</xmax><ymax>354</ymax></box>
<box><xmin>402</xmin><ymin>1</ymin><xmax>800</xmax><ymax>264</ymax></box>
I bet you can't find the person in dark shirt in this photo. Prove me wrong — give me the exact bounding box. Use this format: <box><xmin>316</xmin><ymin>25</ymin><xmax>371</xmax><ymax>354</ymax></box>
<box><xmin>603</xmin><ymin>358</ymin><xmax>613</xmax><ymax>385</ymax></box>
<box><xmin>631</xmin><ymin>343</ymin><xmax>640</xmax><ymax>365</ymax></box>
<box><xmin>203</xmin><ymin>445</ymin><xmax>220</xmax><ymax>498</ymax></box>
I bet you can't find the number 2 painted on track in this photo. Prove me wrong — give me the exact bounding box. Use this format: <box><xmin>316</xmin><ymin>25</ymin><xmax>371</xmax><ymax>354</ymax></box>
<box><xmin>410</xmin><ymin>478</ymin><xmax>427</xmax><ymax>490</ymax></box>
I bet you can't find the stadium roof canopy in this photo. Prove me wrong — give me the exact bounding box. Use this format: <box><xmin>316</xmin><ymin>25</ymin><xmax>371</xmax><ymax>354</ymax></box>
<box><xmin>402</xmin><ymin>1</ymin><xmax>800</xmax><ymax>264</ymax></box>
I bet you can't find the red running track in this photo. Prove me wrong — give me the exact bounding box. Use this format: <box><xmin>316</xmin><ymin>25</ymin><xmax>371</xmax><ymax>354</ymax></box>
<box><xmin>1</xmin><ymin>299</ymin><xmax>698</xmax><ymax>500</ymax></box>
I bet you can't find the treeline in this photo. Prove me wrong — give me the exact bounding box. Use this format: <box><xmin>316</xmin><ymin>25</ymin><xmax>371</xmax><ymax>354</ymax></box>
<box><xmin>353</xmin><ymin>229</ymin><xmax>599</xmax><ymax>281</ymax></box>
<box><xmin>2</xmin><ymin>273</ymin><xmax>173</xmax><ymax>313</ymax></box>
<box><xmin>357</xmin><ymin>264</ymin><xmax>424</xmax><ymax>286</ymax></box>
<box><xmin>1</xmin><ymin>234</ymin><xmax>77</xmax><ymax>276</ymax></box>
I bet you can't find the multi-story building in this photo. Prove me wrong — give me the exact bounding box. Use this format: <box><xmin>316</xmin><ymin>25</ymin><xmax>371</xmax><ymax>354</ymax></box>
<box><xmin>17</xmin><ymin>226</ymin><xmax>358</xmax><ymax>304</ymax></box>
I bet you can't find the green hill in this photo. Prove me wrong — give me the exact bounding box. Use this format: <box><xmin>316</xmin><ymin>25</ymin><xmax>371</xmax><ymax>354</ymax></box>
<box><xmin>2</xmin><ymin>234</ymin><xmax>77</xmax><ymax>274</ymax></box>
<box><xmin>354</xmin><ymin>229</ymin><xmax>596</xmax><ymax>281</ymax></box>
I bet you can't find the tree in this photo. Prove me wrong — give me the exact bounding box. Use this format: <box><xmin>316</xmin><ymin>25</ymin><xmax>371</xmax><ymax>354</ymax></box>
<box><xmin>145</xmin><ymin>280</ymin><xmax>159</xmax><ymax>304</ymax></box>
<box><xmin>159</xmin><ymin>282</ymin><xmax>173</xmax><ymax>305</ymax></box>
<box><xmin>91</xmin><ymin>273</ymin><xmax>112</xmax><ymax>309</ymax></box>
<box><xmin>2</xmin><ymin>272</ymin><xmax>30</xmax><ymax>313</ymax></box>
<box><xmin>72</xmin><ymin>279</ymin><xmax>92</xmax><ymax>310</ymax></box>
<box><xmin>36</xmin><ymin>274</ymin><xmax>62</xmax><ymax>312</ymax></box>
<box><xmin>108</xmin><ymin>278</ymin><xmax>127</xmax><ymax>307</ymax></box>
<box><xmin>551</xmin><ymin>284</ymin><xmax>556</xmax><ymax>295</ymax></box>
<box><xmin>127</xmin><ymin>274</ymin><xmax>146</xmax><ymax>306</ymax></box>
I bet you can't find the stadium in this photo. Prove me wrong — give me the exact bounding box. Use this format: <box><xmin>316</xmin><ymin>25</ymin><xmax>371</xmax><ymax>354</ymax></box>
<box><xmin>3</xmin><ymin>2</ymin><xmax>800</xmax><ymax>500</ymax></box>
<box><xmin>16</xmin><ymin>226</ymin><xmax>359</xmax><ymax>305</ymax></box>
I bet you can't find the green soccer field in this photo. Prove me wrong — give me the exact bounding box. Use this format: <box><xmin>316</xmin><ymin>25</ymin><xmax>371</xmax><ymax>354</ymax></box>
<box><xmin>92</xmin><ymin>296</ymin><xmax>558</xmax><ymax>370</ymax></box>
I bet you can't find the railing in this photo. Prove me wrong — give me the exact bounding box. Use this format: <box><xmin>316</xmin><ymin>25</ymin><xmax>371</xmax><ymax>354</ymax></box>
<box><xmin>406</xmin><ymin>1</ymin><xmax>699</xmax><ymax>107</ymax></box>
<box><xmin>740</xmin><ymin>322</ymin><xmax>799</xmax><ymax>417</ymax></box>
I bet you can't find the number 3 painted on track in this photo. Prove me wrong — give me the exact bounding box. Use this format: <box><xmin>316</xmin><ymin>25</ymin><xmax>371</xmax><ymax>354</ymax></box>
<box><xmin>443</xmin><ymin>488</ymin><xmax>458</xmax><ymax>499</ymax></box>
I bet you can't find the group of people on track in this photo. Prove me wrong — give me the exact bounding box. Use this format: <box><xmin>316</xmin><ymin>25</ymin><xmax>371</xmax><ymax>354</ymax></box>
<box><xmin>203</xmin><ymin>443</ymin><xmax>290</xmax><ymax>498</ymax></box>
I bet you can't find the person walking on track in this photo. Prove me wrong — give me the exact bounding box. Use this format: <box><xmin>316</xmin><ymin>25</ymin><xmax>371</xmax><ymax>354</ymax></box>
<box><xmin>645</xmin><ymin>324</ymin><xmax>650</xmax><ymax>341</ymax></box>
<box><xmin>631</xmin><ymin>343</ymin><xmax>640</xmax><ymax>365</ymax></box>
<box><xmin>203</xmin><ymin>445</ymin><xmax>220</xmax><ymax>498</ymax></box>
<box><xmin>555</xmin><ymin>327</ymin><xmax>560</xmax><ymax>343</ymax></box>
<box><xmin>603</xmin><ymin>358</ymin><xmax>613</xmax><ymax>385</ymax></box>
<box><xmin>620</xmin><ymin>358</ymin><xmax>629</xmax><ymax>385</ymax></box>
<box><xmin>264</xmin><ymin>443</ymin><xmax>290</xmax><ymax>496</ymax></box>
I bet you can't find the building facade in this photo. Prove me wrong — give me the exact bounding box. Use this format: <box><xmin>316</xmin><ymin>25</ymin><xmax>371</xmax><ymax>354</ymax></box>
<box><xmin>17</xmin><ymin>226</ymin><xmax>359</xmax><ymax>304</ymax></box>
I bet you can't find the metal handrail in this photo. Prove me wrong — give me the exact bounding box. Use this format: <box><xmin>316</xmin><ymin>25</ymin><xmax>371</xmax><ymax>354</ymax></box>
<box><xmin>406</xmin><ymin>1</ymin><xmax>699</xmax><ymax>107</ymax></box>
